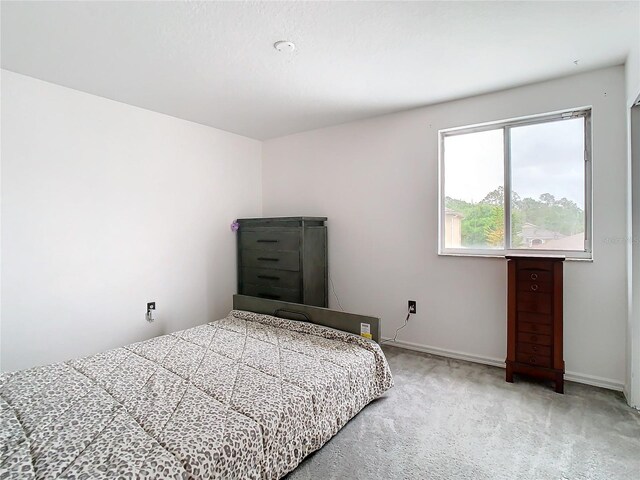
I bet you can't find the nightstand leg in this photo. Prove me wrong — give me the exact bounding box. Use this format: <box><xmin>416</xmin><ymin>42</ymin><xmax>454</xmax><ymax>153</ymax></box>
<box><xmin>554</xmin><ymin>373</ymin><xmax>564</xmax><ymax>394</ymax></box>
<box><xmin>506</xmin><ymin>363</ymin><xmax>514</xmax><ymax>383</ymax></box>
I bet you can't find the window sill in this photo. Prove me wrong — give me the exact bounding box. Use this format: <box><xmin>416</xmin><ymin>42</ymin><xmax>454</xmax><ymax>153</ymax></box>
<box><xmin>438</xmin><ymin>251</ymin><xmax>593</xmax><ymax>262</ymax></box>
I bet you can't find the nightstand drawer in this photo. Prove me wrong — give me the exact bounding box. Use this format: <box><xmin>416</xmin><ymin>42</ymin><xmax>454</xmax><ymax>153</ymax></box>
<box><xmin>239</xmin><ymin>229</ymin><xmax>300</xmax><ymax>251</ymax></box>
<box><xmin>241</xmin><ymin>268</ymin><xmax>301</xmax><ymax>289</ymax></box>
<box><xmin>517</xmin><ymin>292</ymin><xmax>552</xmax><ymax>314</ymax></box>
<box><xmin>518</xmin><ymin>321</ymin><xmax>552</xmax><ymax>336</ymax></box>
<box><xmin>517</xmin><ymin>312</ymin><xmax>552</xmax><ymax>324</ymax></box>
<box><xmin>241</xmin><ymin>250</ymin><xmax>300</xmax><ymax>271</ymax></box>
<box><xmin>516</xmin><ymin>352</ymin><xmax>551</xmax><ymax>368</ymax></box>
<box><xmin>517</xmin><ymin>332</ymin><xmax>552</xmax><ymax>346</ymax></box>
<box><xmin>517</xmin><ymin>280</ymin><xmax>552</xmax><ymax>293</ymax></box>
<box><xmin>517</xmin><ymin>342</ymin><xmax>551</xmax><ymax>357</ymax></box>
<box><xmin>243</xmin><ymin>284</ymin><xmax>301</xmax><ymax>303</ymax></box>
<box><xmin>517</xmin><ymin>270</ymin><xmax>553</xmax><ymax>283</ymax></box>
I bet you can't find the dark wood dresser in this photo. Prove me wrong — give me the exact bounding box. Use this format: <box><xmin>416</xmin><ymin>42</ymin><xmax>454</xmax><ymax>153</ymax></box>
<box><xmin>237</xmin><ymin>217</ymin><xmax>328</xmax><ymax>307</ymax></box>
<box><xmin>506</xmin><ymin>256</ymin><xmax>565</xmax><ymax>393</ymax></box>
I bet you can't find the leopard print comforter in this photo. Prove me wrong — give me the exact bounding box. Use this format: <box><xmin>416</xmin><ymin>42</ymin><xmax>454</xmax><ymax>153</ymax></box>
<box><xmin>0</xmin><ymin>310</ymin><xmax>393</xmax><ymax>479</ymax></box>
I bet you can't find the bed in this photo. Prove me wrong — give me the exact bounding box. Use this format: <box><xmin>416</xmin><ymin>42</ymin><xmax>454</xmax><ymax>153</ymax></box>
<box><xmin>0</xmin><ymin>295</ymin><xmax>393</xmax><ymax>479</ymax></box>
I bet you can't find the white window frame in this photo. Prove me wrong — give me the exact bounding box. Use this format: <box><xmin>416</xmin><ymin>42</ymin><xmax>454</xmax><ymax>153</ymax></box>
<box><xmin>438</xmin><ymin>107</ymin><xmax>592</xmax><ymax>260</ymax></box>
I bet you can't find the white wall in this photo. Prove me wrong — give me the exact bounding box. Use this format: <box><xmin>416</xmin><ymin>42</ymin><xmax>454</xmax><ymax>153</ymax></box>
<box><xmin>625</xmin><ymin>42</ymin><xmax>640</xmax><ymax>109</ymax></box>
<box><xmin>1</xmin><ymin>70</ymin><xmax>262</xmax><ymax>372</ymax></box>
<box><xmin>263</xmin><ymin>66</ymin><xmax>628</xmax><ymax>389</ymax></box>
<box><xmin>625</xmin><ymin>42</ymin><xmax>640</xmax><ymax>407</ymax></box>
<box><xmin>628</xmin><ymin>104</ymin><xmax>640</xmax><ymax>408</ymax></box>
<box><xmin>1</xmin><ymin>64</ymin><xmax>633</xmax><ymax>391</ymax></box>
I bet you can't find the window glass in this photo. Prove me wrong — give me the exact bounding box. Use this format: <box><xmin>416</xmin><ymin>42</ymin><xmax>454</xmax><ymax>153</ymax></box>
<box><xmin>510</xmin><ymin>118</ymin><xmax>585</xmax><ymax>251</ymax></box>
<box><xmin>443</xmin><ymin>129</ymin><xmax>504</xmax><ymax>249</ymax></box>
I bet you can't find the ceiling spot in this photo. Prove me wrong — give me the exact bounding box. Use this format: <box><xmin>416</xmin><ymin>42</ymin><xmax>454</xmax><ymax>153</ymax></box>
<box><xmin>274</xmin><ymin>41</ymin><xmax>295</xmax><ymax>53</ymax></box>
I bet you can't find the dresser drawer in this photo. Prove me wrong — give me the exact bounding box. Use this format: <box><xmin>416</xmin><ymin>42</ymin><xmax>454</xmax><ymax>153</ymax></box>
<box><xmin>517</xmin><ymin>270</ymin><xmax>553</xmax><ymax>283</ymax></box>
<box><xmin>517</xmin><ymin>258</ymin><xmax>554</xmax><ymax>270</ymax></box>
<box><xmin>516</xmin><ymin>352</ymin><xmax>551</xmax><ymax>368</ymax></box>
<box><xmin>517</xmin><ymin>342</ymin><xmax>551</xmax><ymax>356</ymax></box>
<box><xmin>517</xmin><ymin>291</ymin><xmax>552</xmax><ymax>314</ymax></box>
<box><xmin>518</xmin><ymin>321</ymin><xmax>552</xmax><ymax>336</ymax></box>
<box><xmin>517</xmin><ymin>332</ymin><xmax>552</xmax><ymax>346</ymax></box>
<box><xmin>241</xmin><ymin>267</ymin><xmax>301</xmax><ymax>289</ymax></box>
<box><xmin>239</xmin><ymin>229</ymin><xmax>299</xmax><ymax>251</ymax></box>
<box><xmin>517</xmin><ymin>280</ymin><xmax>552</xmax><ymax>293</ymax></box>
<box><xmin>517</xmin><ymin>312</ymin><xmax>552</xmax><ymax>325</ymax></box>
<box><xmin>242</xmin><ymin>284</ymin><xmax>301</xmax><ymax>303</ymax></box>
<box><xmin>241</xmin><ymin>250</ymin><xmax>300</xmax><ymax>271</ymax></box>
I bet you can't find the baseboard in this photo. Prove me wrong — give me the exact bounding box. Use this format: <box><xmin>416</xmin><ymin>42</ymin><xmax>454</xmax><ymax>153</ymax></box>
<box><xmin>623</xmin><ymin>386</ymin><xmax>640</xmax><ymax>410</ymax></box>
<box><xmin>562</xmin><ymin>371</ymin><xmax>624</xmax><ymax>392</ymax></box>
<box><xmin>382</xmin><ymin>338</ymin><xmax>506</xmax><ymax>368</ymax></box>
<box><xmin>382</xmin><ymin>338</ymin><xmax>625</xmax><ymax>392</ymax></box>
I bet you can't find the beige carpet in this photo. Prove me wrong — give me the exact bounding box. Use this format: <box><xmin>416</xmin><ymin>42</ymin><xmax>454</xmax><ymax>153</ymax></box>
<box><xmin>287</xmin><ymin>346</ymin><xmax>640</xmax><ymax>480</ymax></box>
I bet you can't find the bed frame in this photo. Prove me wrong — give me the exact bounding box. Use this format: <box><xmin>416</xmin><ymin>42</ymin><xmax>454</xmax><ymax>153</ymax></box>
<box><xmin>232</xmin><ymin>294</ymin><xmax>381</xmax><ymax>343</ymax></box>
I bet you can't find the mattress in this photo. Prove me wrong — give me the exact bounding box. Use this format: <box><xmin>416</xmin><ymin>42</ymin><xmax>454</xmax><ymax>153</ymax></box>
<box><xmin>0</xmin><ymin>309</ymin><xmax>393</xmax><ymax>479</ymax></box>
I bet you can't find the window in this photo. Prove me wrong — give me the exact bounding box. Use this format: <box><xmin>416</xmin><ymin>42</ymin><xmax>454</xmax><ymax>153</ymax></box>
<box><xmin>439</xmin><ymin>108</ymin><xmax>591</xmax><ymax>259</ymax></box>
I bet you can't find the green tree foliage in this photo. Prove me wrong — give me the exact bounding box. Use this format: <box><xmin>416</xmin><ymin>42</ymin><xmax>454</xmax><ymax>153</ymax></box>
<box><xmin>445</xmin><ymin>187</ymin><xmax>583</xmax><ymax>248</ymax></box>
<box><xmin>446</xmin><ymin>196</ymin><xmax>503</xmax><ymax>247</ymax></box>
<box><xmin>514</xmin><ymin>193</ymin><xmax>583</xmax><ymax>237</ymax></box>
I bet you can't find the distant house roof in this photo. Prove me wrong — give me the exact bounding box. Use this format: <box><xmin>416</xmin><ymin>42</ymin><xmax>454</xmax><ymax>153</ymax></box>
<box><xmin>520</xmin><ymin>222</ymin><xmax>564</xmax><ymax>240</ymax></box>
<box><xmin>532</xmin><ymin>233</ymin><xmax>585</xmax><ymax>250</ymax></box>
<box><xmin>445</xmin><ymin>208</ymin><xmax>464</xmax><ymax>218</ymax></box>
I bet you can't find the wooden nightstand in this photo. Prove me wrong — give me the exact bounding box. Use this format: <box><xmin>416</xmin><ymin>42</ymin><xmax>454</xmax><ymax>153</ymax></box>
<box><xmin>505</xmin><ymin>256</ymin><xmax>565</xmax><ymax>393</ymax></box>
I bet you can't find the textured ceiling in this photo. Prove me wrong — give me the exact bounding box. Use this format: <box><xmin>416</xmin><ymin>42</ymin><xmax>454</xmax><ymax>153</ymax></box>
<box><xmin>2</xmin><ymin>1</ymin><xmax>639</xmax><ymax>140</ymax></box>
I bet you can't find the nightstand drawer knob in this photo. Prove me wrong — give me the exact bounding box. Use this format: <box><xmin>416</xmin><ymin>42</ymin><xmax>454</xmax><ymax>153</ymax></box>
<box><xmin>531</xmin><ymin>284</ymin><xmax>539</xmax><ymax>291</ymax></box>
<box><xmin>532</xmin><ymin>345</ymin><xmax>538</xmax><ymax>352</ymax></box>
<box><xmin>530</xmin><ymin>273</ymin><xmax>538</xmax><ymax>280</ymax></box>
<box><xmin>530</xmin><ymin>356</ymin><xmax>537</xmax><ymax>364</ymax></box>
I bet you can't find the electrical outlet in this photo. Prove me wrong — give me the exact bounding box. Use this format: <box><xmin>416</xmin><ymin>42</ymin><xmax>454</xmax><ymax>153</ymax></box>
<box><xmin>146</xmin><ymin>302</ymin><xmax>156</xmax><ymax>323</ymax></box>
<box><xmin>408</xmin><ymin>300</ymin><xmax>416</xmax><ymax>314</ymax></box>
